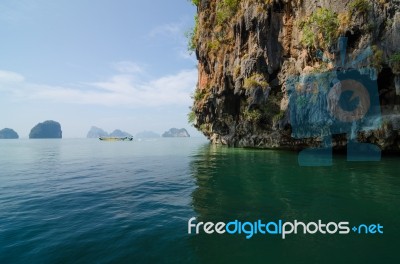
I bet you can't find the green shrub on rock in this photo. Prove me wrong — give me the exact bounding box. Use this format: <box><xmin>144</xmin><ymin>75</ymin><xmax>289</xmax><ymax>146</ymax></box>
<box><xmin>300</xmin><ymin>8</ymin><xmax>339</xmax><ymax>50</ymax></box>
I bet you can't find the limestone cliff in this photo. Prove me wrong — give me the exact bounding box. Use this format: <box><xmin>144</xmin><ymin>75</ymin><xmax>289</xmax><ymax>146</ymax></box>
<box><xmin>190</xmin><ymin>0</ymin><xmax>400</xmax><ymax>151</ymax></box>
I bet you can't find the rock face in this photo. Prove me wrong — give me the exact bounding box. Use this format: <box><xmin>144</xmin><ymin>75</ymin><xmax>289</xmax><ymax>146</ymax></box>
<box><xmin>29</xmin><ymin>120</ymin><xmax>62</xmax><ymax>139</ymax></box>
<box><xmin>109</xmin><ymin>129</ymin><xmax>132</xmax><ymax>138</ymax></box>
<box><xmin>190</xmin><ymin>0</ymin><xmax>400</xmax><ymax>151</ymax></box>
<box><xmin>162</xmin><ymin>128</ymin><xmax>190</xmax><ymax>138</ymax></box>
<box><xmin>87</xmin><ymin>126</ymin><xmax>109</xmax><ymax>138</ymax></box>
<box><xmin>0</xmin><ymin>128</ymin><xmax>19</xmax><ymax>139</ymax></box>
<box><xmin>135</xmin><ymin>131</ymin><xmax>160</xmax><ymax>139</ymax></box>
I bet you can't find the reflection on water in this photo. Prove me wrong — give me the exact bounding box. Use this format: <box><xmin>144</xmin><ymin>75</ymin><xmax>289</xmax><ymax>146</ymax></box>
<box><xmin>0</xmin><ymin>139</ymin><xmax>398</xmax><ymax>263</ymax></box>
<box><xmin>189</xmin><ymin>145</ymin><xmax>400</xmax><ymax>263</ymax></box>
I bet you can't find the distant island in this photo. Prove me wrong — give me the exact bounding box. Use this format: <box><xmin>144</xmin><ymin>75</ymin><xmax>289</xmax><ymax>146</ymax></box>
<box><xmin>87</xmin><ymin>126</ymin><xmax>108</xmax><ymax>138</ymax></box>
<box><xmin>0</xmin><ymin>128</ymin><xmax>19</xmax><ymax>139</ymax></box>
<box><xmin>162</xmin><ymin>128</ymin><xmax>190</xmax><ymax>138</ymax></box>
<box><xmin>29</xmin><ymin>120</ymin><xmax>62</xmax><ymax>139</ymax></box>
<box><xmin>87</xmin><ymin>127</ymin><xmax>132</xmax><ymax>138</ymax></box>
<box><xmin>135</xmin><ymin>131</ymin><xmax>160</xmax><ymax>139</ymax></box>
<box><xmin>110</xmin><ymin>129</ymin><xmax>132</xmax><ymax>138</ymax></box>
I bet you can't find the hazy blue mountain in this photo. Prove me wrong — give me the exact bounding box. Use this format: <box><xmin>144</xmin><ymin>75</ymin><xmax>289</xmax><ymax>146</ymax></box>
<box><xmin>87</xmin><ymin>126</ymin><xmax>109</xmax><ymax>138</ymax></box>
<box><xmin>29</xmin><ymin>120</ymin><xmax>62</xmax><ymax>139</ymax></box>
<box><xmin>0</xmin><ymin>128</ymin><xmax>19</xmax><ymax>139</ymax></box>
<box><xmin>162</xmin><ymin>128</ymin><xmax>190</xmax><ymax>138</ymax></box>
<box><xmin>110</xmin><ymin>129</ymin><xmax>132</xmax><ymax>138</ymax></box>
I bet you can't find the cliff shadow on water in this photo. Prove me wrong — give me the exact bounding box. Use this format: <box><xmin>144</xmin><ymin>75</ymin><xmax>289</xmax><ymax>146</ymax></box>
<box><xmin>188</xmin><ymin>144</ymin><xmax>400</xmax><ymax>263</ymax></box>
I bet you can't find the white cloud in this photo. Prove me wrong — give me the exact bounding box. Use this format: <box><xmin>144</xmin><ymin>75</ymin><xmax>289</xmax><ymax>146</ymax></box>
<box><xmin>0</xmin><ymin>70</ymin><xmax>25</xmax><ymax>83</ymax></box>
<box><xmin>113</xmin><ymin>61</ymin><xmax>144</xmax><ymax>74</ymax></box>
<box><xmin>0</xmin><ymin>64</ymin><xmax>197</xmax><ymax>108</ymax></box>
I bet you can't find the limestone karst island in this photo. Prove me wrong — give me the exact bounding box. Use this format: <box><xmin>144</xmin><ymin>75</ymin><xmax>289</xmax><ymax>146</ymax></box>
<box><xmin>29</xmin><ymin>120</ymin><xmax>62</xmax><ymax>139</ymax></box>
<box><xmin>0</xmin><ymin>128</ymin><xmax>19</xmax><ymax>139</ymax></box>
<box><xmin>189</xmin><ymin>0</ymin><xmax>400</xmax><ymax>152</ymax></box>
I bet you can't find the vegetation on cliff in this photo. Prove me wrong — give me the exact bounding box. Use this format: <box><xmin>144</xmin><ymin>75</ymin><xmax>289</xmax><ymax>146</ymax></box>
<box><xmin>299</xmin><ymin>8</ymin><xmax>339</xmax><ymax>49</ymax></box>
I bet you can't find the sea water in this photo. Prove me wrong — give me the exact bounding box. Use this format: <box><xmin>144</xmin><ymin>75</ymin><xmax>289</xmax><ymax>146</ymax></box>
<box><xmin>0</xmin><ymin>138</ymin><xmax>399</xmax><ymax>263</ymax></box>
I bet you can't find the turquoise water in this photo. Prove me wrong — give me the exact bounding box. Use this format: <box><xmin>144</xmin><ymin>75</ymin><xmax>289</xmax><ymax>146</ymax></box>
<box><xmin>0</xmin><ymin>139</ymin><xmax>399</xmax><ymax>263</ymax></box>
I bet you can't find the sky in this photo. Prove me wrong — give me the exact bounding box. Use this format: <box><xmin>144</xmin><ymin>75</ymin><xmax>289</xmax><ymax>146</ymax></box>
<box><xmin>0</xmin><ymin>0</ymin><xmax>202</xmax><ymax>138</ymax></box>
